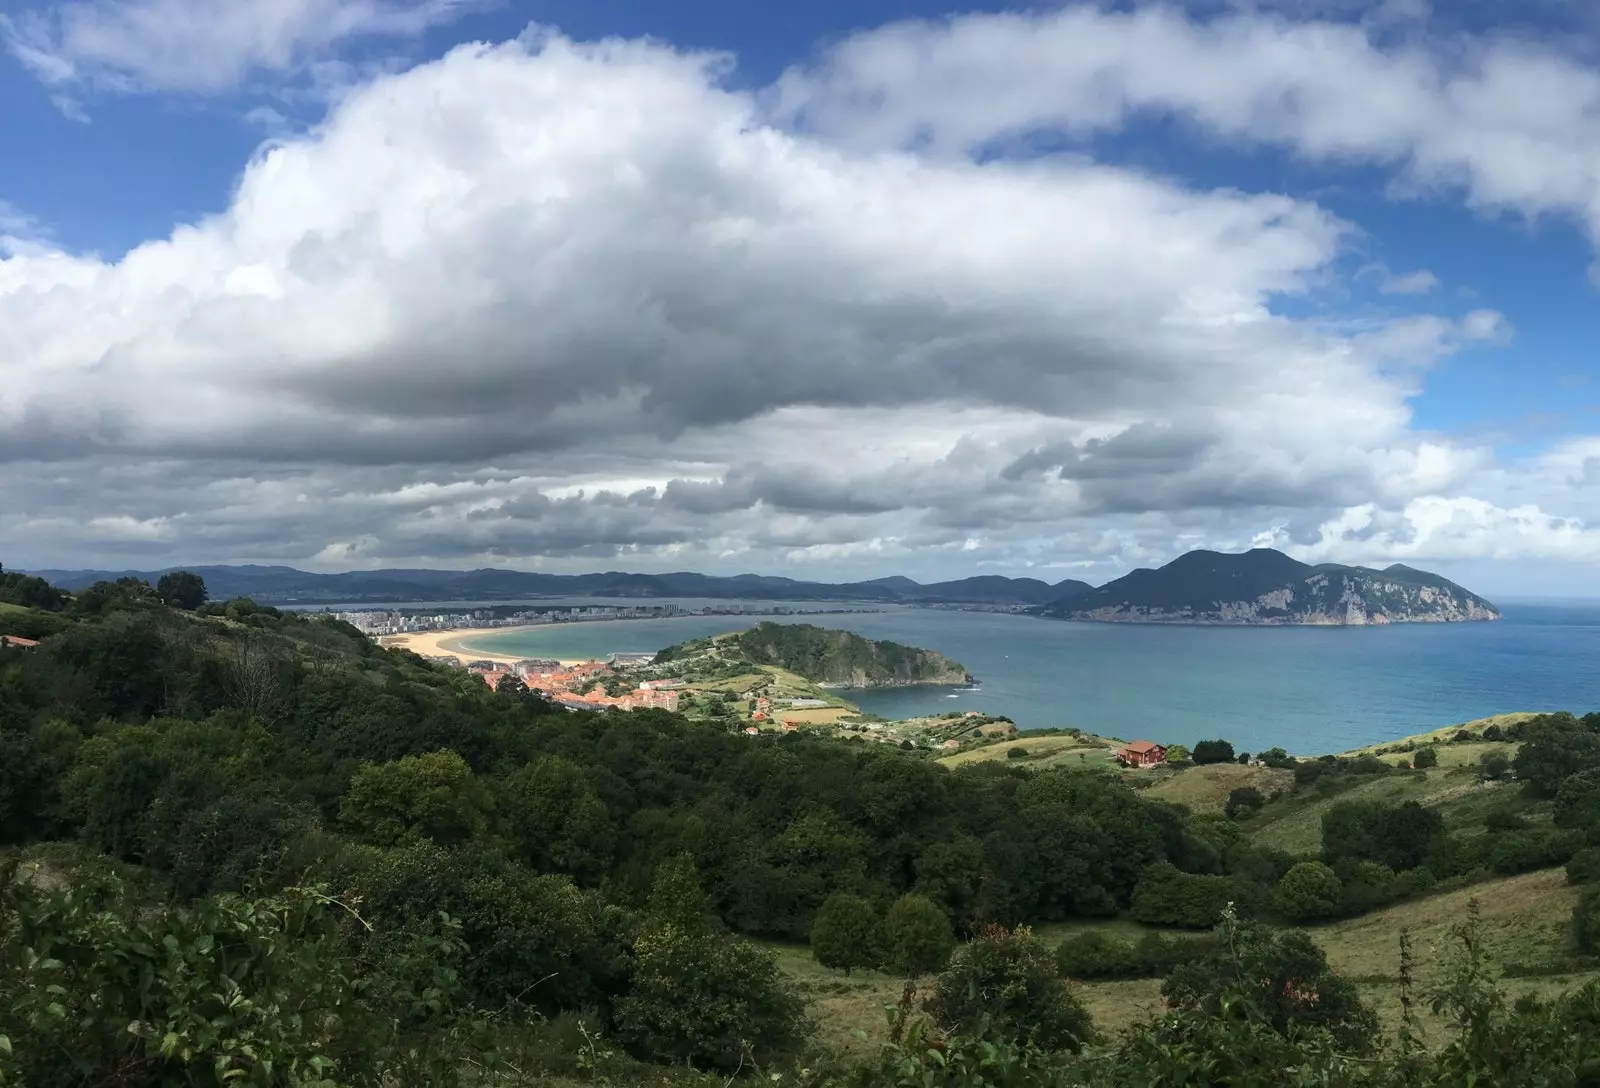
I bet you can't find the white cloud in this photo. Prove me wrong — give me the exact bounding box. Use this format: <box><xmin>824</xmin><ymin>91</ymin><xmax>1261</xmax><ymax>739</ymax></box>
<box><xmin>0</xmin><ymin>18</ymin><xmax>1588</xmax><ymax>585</ymax></box>
<box><xmin>774</xmin><ymin>5</ymin><xmax>1600</xmax><ymax>244</ymax></box>
<box><xmin>1</xmin><ymin>0</ymin><xmax>478</xmax><ymax>95</ymax></box>
<box><xmin>1380</xmin><ymin>268</ymin><xmax>1440</xmax><ymax>295</ymax></box>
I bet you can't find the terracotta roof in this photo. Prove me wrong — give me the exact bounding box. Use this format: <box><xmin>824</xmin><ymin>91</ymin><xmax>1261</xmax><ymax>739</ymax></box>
<box><xmin>1123</xmin><ymin>739</ymin><xmax>1162</xmax><ymax>753</ymax></box>
<box><xmin>0</xmin><ymin>635</ymin><xmax>39</xmax><ymax>648</ymax></box>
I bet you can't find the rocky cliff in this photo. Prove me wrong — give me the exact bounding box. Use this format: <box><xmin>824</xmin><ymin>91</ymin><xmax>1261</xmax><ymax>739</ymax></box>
<box><xmin>1035</xmin><ymin>550</ymin><xmax>1499</xmax><ymax>626</ymax></box>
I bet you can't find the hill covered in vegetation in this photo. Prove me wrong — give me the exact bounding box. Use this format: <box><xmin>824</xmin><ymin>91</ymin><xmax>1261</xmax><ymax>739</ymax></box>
<box><xmin>1034</xmin><ymin>548</ymin><xmax>1499</xmax><ymax>625</ymax></box>
<box><xmin>8</xmin><ymin>564</ymin><xmax>1600</xmax><ymax>1086</ymax></box>
<box><xmin>661</xmin><ymin>621</ymin><xmax>974</xmax><ymax>687</ymax></box>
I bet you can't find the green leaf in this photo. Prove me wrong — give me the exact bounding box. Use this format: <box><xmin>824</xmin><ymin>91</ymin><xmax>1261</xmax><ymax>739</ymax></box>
<box><xmin>0</xmin><ymin>1034</ymin><xmax>11</xmax><ymax>1055</ymax></box>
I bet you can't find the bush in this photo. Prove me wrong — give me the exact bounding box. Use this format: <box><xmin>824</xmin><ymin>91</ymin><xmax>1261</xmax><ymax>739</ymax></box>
<box><xmin>1237</xmin><ymin>752</ymin><xmax>1251</xmax><ymax>765</ymax></box>
<box><xmin>1134</xmin><ymin>930</ymin><xmax>1214</xmax><ymax>975</ymax></box>
<box><xmin>1129</xmin><ymin>862</ymin><xmax>1233</xmax><ymax>928</ymax></box>
<box><xmin>1480</xmin><ymin>751</ymin><xmax>1512</xmax><ymax>782</ymax></box>
<box><xmin>1006</xmin><ymin>746</ymin><xmax>1030</xmax><ymax>760</ymax></box>
<box><xmin>1163</xmin><ymin>913</ymin><xmax>1379</xmax><ymax>1055</ymax></box>
<box><xmin>1575</xmin><ymin>887</ymin><xmax>1600</xmax><ymax>954</ymax></box>
<box><xmin>613</xmin><ymin>860</ymin><xmax>804</xmax><ymax>1069</ymax></box>
<box><xmin>1567</xmin><ymin>847</ymin><xmax>1600</xmax><ymax>886</ymax></box>
<box><xmin>1224</xmin><ymin>786</ymin><xmax>1265</xmax><ymax>820</ymax></box>
<box><xmin>1193</xmin><ymin>739</ymin><xmax>1236</xmax><ymax>765</ymax></box>
<box><xmin>884</xmin><ymin>893</ymin><xmax>954</xmax><ymax>976</ymax></box>
<box><xmin>810</xmin><ymin>892</ymin><xmax>884</xmax><ymax>975</ymax></box>
<box><xmin>1054</xmin><ymin>930</ymin><xmax>1140</xmax><ymax>979</ymax></box>
<box><xmin>927</xmin><ymin>925</ymin><xmax>1094</xmax><ymax>1052</ymax></box>
<box><xmin>1556</xmin><ymin>768</ymin><xmax>1600</xmax><ymax>830</ymax></box>
<box><xmin>1272</xmin><ymin>861</ymin><xmax>1343</xmax><ymax>922</ymax></box>
<box><xmin>1487</xmin><ymin>829</ymin><xmax>1585</xmax><ymax>875</ymax></box>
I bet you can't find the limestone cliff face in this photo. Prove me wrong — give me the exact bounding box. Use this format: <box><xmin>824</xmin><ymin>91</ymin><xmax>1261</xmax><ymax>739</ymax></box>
<box><xmin>1037</xmin><ymin>550</ymin><xmax>1499</xmax><ymax>626</ymax></box>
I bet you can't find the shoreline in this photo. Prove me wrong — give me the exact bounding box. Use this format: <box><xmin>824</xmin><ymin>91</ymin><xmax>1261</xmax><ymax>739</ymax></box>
<box><xmin>383</xmin><ymin>625</ymin><xmax>592</xmax><ymax>666</ymax></box>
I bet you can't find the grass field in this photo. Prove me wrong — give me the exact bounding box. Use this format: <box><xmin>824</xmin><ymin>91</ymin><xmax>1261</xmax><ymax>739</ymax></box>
<box><xmin>1144</xmin><ymin>762</ymin><xmax>1296</xmax><ymax>814</ymax></box>
<box><xmin>938</xmin><ymin>733</ymin><xmax>1122</xmax><ymax>769</ymax></box>
<box><xmin>769</xmin><ymin>868</ymin><xmax>1596</xmax><ymax>1047</ymax></box>
<box><xmin>1244</xmin><ymin>765</ymin><xmax>1522</xmax><ymax>854</ymax></box>
<box><xmin>1339</xmin><ymin>713</ymin><xmax>1542</xmax><ymax>757</ymax></box>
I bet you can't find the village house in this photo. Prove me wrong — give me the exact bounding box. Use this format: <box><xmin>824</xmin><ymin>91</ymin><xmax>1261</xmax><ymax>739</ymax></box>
<box><xmin>1117</xmin><ymin>739</ymin><xmax>1167</xmax><ymax>767</ymax></box>
<box><xmin>0</xmin><ymin>635</ymin><xmax>39</xmax><ymax>649</ymax></box>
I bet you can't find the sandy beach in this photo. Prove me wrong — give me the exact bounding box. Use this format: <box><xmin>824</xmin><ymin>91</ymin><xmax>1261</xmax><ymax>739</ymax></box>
<box><xmin>381</xmin><ymin>626</ymin><xmax>590</xmax><ymax>666</ymax></box>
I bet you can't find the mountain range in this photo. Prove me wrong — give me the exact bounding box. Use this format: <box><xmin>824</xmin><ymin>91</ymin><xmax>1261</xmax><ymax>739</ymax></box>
<box><xmin>21</xmin><ymin>564</ymin><xmax>1093</xmax><ymax>607</ymax></box>
<box><xmin>23</xmin><ymin>549</ymin><xmax>1500</xmax><ymax>623</ymax></box>
<box><xmin>1032</xmin><ymin>548</ymin><xmax>1500</xmax><ymax>625</ymax></box>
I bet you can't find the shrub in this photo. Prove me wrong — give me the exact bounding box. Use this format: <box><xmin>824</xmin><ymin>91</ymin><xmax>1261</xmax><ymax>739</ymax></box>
<box><xmin>1054</xmin><ymin>930</ymin><xmax>1140</xmax><ymax>979</ymax></box>
<box><xmin>1163</xmin><ymin>912</ymin><xmax>1379</xmax><ymax>1055</ymax></box>
<box><xmin>1193</xmin><ymin>739</ymin><xmax>1236</xmax><ymax>765</ymax></box>
<box><xmin>1480</xmin><ymin>751</ymin><xmax>1512</xmax><ymax>782</ymax></box>
<box><xmin>1483</xmin><ymin>724</ymin><xmax>1505</xmax><ymax>741</ymax></box>
<box><xmin>1006</xmin><ymin>746</ymin><xmax>1030</xmax><ymax>760</ymax></box>
<box><xmin>1134</xmin><ymin>930</ymin><xmax>1214</xmax><ymax>975</ymax></box>
<box><xmin>1568</xmin><ymin>847</ymin><xmax>1600</xmax><ymax>886</ymax></box>
<box><xmin>1487</xmin><ymin>829</ymin><xmax>1585</xmax><ymax>875</ymax></box>
<box><xmin>1556</xmin><ymin>768</ymin><xmax>1600</xmax><ymax>830</ymax></box>
<box><xmin>1335</xmin><ymin>860</ymin><xmax>1396</xmax><ymax>916</ymax></box>
<box><xmin>1237</xmin><ymin>752</ymin><xmax>1251</xmax><ymax>765</ymax></box>
<box><xmin>1258</xmin><ymin>748</ymin><xmax>1294</xmax><ymax>770</ymax></box>
<box><xmin>883</xmin><ymin>893</ymin><xmax>954</xmax><ymax>976</ymax></box>
<box><xmin>1129</xmin><ymin>862</ymin><xmax>1233</xmax><ymax>928</ymax></box>
<box><xmin>1575</xmin><ymin>887</ymin><xmax>1600</xmax><ymax>954</ymax></box>
<box><xmin>613</xmin><ymin>859</ymin><xmax>804</xmax><ymax>1069</ymax></box>
<box><xmin>1272</xmin><ymin>861</ymin><xmax>1343</xmax><ymax>922</ymax></box>
<box><xmin>1224</xmin><ymin>786</ymin><xmax>1265</xmax><ymax>820</ymax></box>
<box><xmin>927</xmin><ymin>925</ymin><xmax>1094</xmax><ymax>1052</ymax></box>
<box><xmin>810</xmin><ymin>893</ymin><xmax>884</xmax><ymax>975</ymax></box>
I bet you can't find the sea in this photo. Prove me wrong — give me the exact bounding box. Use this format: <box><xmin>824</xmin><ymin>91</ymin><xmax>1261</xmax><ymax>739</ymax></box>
<box><xmin>317</xmin><ymin>598</ymin><xmax>1600</xmax><ymax>755</ymax></box>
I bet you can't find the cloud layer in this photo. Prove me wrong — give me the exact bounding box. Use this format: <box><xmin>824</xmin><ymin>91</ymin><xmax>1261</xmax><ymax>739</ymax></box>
<box><xmin>2</xmin><ymin>4</ymin><xmax>1599</xmax><ymax>585</ymax></box>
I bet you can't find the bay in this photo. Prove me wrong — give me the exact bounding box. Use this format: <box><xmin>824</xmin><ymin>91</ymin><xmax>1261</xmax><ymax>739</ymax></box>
<box><xmin>461</xmin><ymin>600</ymin><xmax>1600</xmax><ymax>754</ymax></box>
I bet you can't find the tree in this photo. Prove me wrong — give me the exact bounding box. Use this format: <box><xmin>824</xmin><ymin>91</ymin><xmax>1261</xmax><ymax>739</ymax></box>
<box><xmin>1193</xmin><ymin>739</ymin><xmax>1236</xmax><ymax>765</ymax></box>
<box><xmin>1237</xmin><ymin>752</ymin><xmax>1251</xmax><ymax>765</ymax></box>
<box><xmin>1130</xmin><ymin>861</ymin><xmax>1232</xmax><ymax>928</ymax></box>
<box><xmin>1480</xmin><ymin>751</ymin><xmax>1512</xmax><ymax>782</ymax></box>
<box><xmin>339</xmin><ymin>749</ymin><xmax>491</xmax><ymax>846</ymax></box>
<box><xmin>155</xmin><ymin>570</ymin><xmax>208</xmax><ymax>611</ymax></box>
<box><xmin>1055</xmin><ymin>931</ymin><xmax>1140</xmax><ymax>979</ymax></box>
<box><xmin>927</xmin><ymin>925</ymin><xmax>1094</xmax><ymax>1052</ymax></box>
<box><xmin>1555</xmin><ymin>768</ymin><xmax>1600</xmax><ymax>829</ymax></box>
<box><xmin>1272</xmin><ymin>861</ymin><xmax>1343</xmax><ymax>922</ymax></box>
<box><xmin>613</xmin><ymin>856</ymin><xmax>803</xmax><ymax>1069</ymax></box>
<box><xmin>500</xmin><ymin>756</ymin><xmax>615</xmax><ymax>882</ymax></box>
<box><xmin>810</xmin><ymin>892</ymin><xmax>884</xmax><ymax>975</ymax></box>
<box><xmin>883</xmin><ymin>893</ymin><xmax>954</xmax><ymax>976</ymax></box>
<box><xmin>1514</xmin><ymin>714</ymin><xmax>1600</xmax><ymax>798</ymax></box>
<box><xmin>1225</xmin><ymin>786</ymin><xmax>1265</xmax><ymax>820</ymax></box>
<box><xmin>1163</xmin><ymin>912</ymin><xmax>1378</xmax><ymax>1055</ymax></box>
<box><xmin>1413</xmin><ymin>746</ymin><xmax>1439</xmax><ymax>769</ymax></box>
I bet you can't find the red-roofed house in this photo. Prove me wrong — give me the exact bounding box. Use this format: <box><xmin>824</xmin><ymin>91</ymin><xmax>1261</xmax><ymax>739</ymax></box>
<box><xmin>1117</xmin><ymin>740</ymin><xmax>1166</xmax><ymax>767</ymax></box>
<box><xmin>0</xmin><ymin>635</ymin><xmax>39</xmax><ymax>650</ymax></box>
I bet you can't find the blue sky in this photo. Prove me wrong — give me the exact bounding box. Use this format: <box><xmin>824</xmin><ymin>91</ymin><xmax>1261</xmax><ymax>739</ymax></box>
<box><xmin>2</xmin><ymin>0</ymin><xmax>1600</xmax><ymax>595</ymax></box>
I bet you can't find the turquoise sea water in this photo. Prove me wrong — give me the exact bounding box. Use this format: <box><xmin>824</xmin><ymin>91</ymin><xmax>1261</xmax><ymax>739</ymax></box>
<box><xmin>462</xmin><ymin>601</ymin><xmax>1600</xmax><ymax>754</ymax></box>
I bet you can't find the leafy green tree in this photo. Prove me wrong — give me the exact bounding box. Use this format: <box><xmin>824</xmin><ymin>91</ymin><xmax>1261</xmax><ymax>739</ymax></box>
<box><xmin>340</xmin><ymin>749</ymin><xmax>491</xmax><ymax>846</ymax></box>
<box><xmin>499</xmin><ymin>755</ymin><xmax>615</xmax><ymax>882</ymax></box>
<box><xmin>809</xmin><ymin>892</ymin><xmax>884</xmax><ymax>975</ymax></box>
<box><xmin>613</xmin><ymin>855</ymin><xmax>803</xmax><ymax>1069</ymax></box>
<box><xmin>1129</xmin><ymin>861</ymin><xmax>1232</xmax><ymax>928</ymax></box>
<box><xmin>1272</xmin><ymin>861</ymin><xmax>1343</xmax><ymax>922</ymax></box>
<box><xmin>1555</xmin><ymin>768</ymin><xmax>1600</xmax><ymax>829</ymax></box>
<box><xmin>1224</xmin><ymin>786</ymin><xmax>1264</xmax><ymax>819</ymax></box>
<box><xmin>1515</xmin><ymin>714</ymin><xmax>1600</xmax><ymax>797</ymax></box>
<box><xmin>1055</xmin><ymin>931</ymin><xmax>1140</xmax><ymax>979</ymax></box>
<box><xmin>1575</xmin><ymin>886</ymin><xmax>1600</xmax><ymax>954</ymax></box>
<box><xmin>1567</xmin><ymin>846</ymin><xmax>1600</xmax><ymax>886</ymax></box>
<box><xmin>884</xmin><ymin>893</ymin><xmax>954</xmax><ymax>976</ymax></box>
<box><xmin>1480</xmin><ymin>751</ymin><xmax>1512</xmax><ymax>782</ymax></box>
<box><xmin>927</xmin><ymin>925</ymin><xmax>1094</xmax><ymax>1052</ymax></box>
<box><xmin>155</xmin><ymin>570</ymin><xmax>208</xmax><ymax>610</ymax></box>
<box><xmin>1164</xmin><ymin>743</ymin><xmax>1191</xmax><ymax>764</ymax></box>
<box><xmin>1192</xmin><ymin>739</ymin><xmax>1235</xmax><ymax>765</ymax></box>
<box><xmin>1413</xmin><ymin>746</ymin><xmax>1439</xmax><ymax>769</ymax></box>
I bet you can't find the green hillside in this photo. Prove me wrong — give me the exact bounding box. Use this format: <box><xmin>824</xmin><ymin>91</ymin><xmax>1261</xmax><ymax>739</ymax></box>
<box><xmin>723</xmin><ymin>621</ymin><xmax>972</xmax><ymax>686</ymax></box>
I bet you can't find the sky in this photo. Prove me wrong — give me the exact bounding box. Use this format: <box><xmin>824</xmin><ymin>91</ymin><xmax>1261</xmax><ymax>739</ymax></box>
<box><xmin>3</xmin><ymin>1</ymin><xmax>1600</xmax><ymax>595</ymax></box>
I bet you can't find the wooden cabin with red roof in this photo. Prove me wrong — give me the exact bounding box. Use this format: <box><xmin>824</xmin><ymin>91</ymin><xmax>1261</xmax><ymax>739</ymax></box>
<box><xmin>1117</xmin><ymin>739</ymin><xmax>1166</xmax><ymax>767</ymax></box>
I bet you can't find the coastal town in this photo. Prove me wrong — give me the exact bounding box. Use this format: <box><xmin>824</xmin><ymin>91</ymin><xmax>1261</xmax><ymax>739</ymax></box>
<box><xmin>328</xmin><ymin>602</ymin><xmax>882</xmax><ymax>637</ymax></box>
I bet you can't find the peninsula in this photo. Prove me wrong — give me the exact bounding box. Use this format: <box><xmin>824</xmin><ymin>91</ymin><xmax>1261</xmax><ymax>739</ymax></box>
<box><xmin>1032</xmin><ymin>548</ymin><xmax>1499</xmax><ymax>625</ymax></box>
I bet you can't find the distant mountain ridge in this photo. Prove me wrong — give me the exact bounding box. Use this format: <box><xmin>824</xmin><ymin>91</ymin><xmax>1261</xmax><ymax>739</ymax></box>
<box><xmin>1032</xmin><ymin>548</ymin><xmax>1499</xmax><ymax>625</ymax></box>
<box><xmin>21</xmin><ymin>563</ymin><xmax>1094</xmax><ymax>607</ymax></box>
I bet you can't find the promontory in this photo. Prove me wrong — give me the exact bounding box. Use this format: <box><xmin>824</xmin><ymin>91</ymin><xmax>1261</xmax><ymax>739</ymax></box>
<box><xmin>1032</xmin><ymin>548</ymin><xmax>1500</xmax><ymax>626</ymax></box>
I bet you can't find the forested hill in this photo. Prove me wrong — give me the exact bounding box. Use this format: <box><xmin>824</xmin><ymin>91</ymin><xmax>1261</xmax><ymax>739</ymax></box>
<box><xmin>1033</xmin><ymin>548</ymin><xmax>1499</xmax><ymax>625</ymax></box>
<box><xmin>723</xmin><ymin>622</ymin><xmax>973</xmax><ymax>686</ymax></box>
